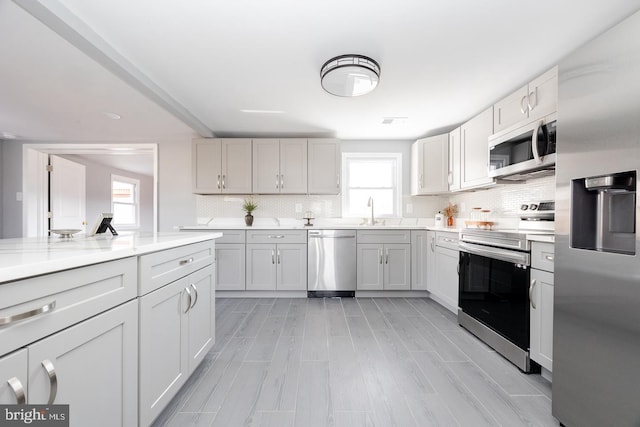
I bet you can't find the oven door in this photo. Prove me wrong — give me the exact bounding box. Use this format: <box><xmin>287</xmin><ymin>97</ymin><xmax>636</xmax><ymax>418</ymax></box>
<box><xmin>458</xmin><ymin>250</ymin><xmax>530</xmax><ymax>350</ymax></box>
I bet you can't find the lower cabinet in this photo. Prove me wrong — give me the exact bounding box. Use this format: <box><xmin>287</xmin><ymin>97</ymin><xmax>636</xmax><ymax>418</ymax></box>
<box><xmin>428</xmin><ymin>231</ymin><xmax>459</xmax><ymax>313</ymax></box>
<box><xmin>530</xmin><ymin>241</ymin><xmax>555</xmax><ymax>372</ymax></box>
<box><xmin>411</xmin><ymin>230</ymin><xmax>429</xmax><ymax>290</ymax></box>
<box><xmin>357</xmin><ymin>243</ymin><xmax>411</xmax><ymax>290</ymax></box>
<box><xmin>216</xmin><ymin>243</ymin><xmax>246</xmax><ymax>290</ymax></box>
<box><xmin>139</xmin><ymin>265</ymin><xmax>215</xmax><ymax>426</ymax></box>
<box><xmin>245</xmin><ymin>243</ymin><xmax>307</xmax><ymax>291</ymax></box>
<box><xmin>0</xmin><ymin>300</ymin><xmax>138</xmax><ymax>426</ymax></box>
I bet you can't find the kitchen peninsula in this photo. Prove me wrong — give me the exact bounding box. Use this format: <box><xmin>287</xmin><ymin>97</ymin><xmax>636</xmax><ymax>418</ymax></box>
<box><xmin>0</xmin><ymin>231</ymin><xmax>221</xmax><ymax>426</ymax></box>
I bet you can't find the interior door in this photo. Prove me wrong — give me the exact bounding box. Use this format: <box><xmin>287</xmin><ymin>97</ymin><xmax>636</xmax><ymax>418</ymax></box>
<box><xmin>49</xmin><ymin>155</ymin><xmax>86</xmax><ymax>232</ymax></box>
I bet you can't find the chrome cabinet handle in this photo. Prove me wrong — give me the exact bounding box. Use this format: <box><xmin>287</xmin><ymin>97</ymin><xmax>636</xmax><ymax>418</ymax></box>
<box><xmin>275</xmin><ymin>174</ymin><xmax>280</xmax><ymax>189</ymax></box>
<box><xmin>544</xmin><ymin>254</ymin><xmax>554</xmax><ymax>262</ymax></box>
<box><xmin>179</xmin><ymin>257</ymin><xmax>194</xmax><ymax>265</ymax></box>
<box><xmin>529</xmin><ymin>279</ymin><xmax>537</xmax><ymax>309</ymax></box>
<box><xmin>0</xmin><ymin>300</ymin><xmax>56</xmax><ymax>327</ymax></box>
<box><xmin>520</xmin><ymin>95</ymin><xmax>528</xmax><ymax>114</ymax></box>
<box><xmin>190</xmin><ymin>284</ymin><xmax>198</xmax><ymax>309</ymax></box>
<box><xmin>430</xmin><ymin>236</ymin><xmax>435</xmax><ymax>252</ymax></box>
<box><xmin>280</xmin><ymin>174</ymin><xmax>284</xmax><ymax>189</ymax></box>
<box><xmin>379</xmin><ymin>249</ymin><xmax>383</xmax><ymax>265</ymax></box>
<box><xmin>385</xmin><ymin>249</ymin><xmax>389</xmax><ymax>264</ymax></box>
<box><xmin>528</xmin><ymin>90</ymin><xmax>537</xmax><ymax>111</ymax></box>
<box><xmin>222</xmin><ymin>174</ymin><xmax>226</xmax><ymax>189</ymax></box>
<box><xmin>7</xmin><ymin>377</ymin><xmax>26</xmax><ymax>405</ymax></box>
<box><xmin>217</xmin><ymin>174</ymin><xmax>221</xmax><ymax>190</ymax></box>
<box><xmin>336</xmin><ymin>175</ymin><xmax>340</xmax><ymax>189</ymax></box>
<box><xmin>184</xmin><ymin>287</ymin><xmax>193</xmax><ymax>313</ymax></box>
<box><xmin>271</xmin><ymin>250</ymin><xmax>275</xmax><ymax>264</ymax></box>
<box><xmin>41</xmin><ymin>359</ymin><xmax>57</xmax><ymax>405</ymax></box>
<box><xmin>277</xmin><ymin>249</ymin><xmax>281</xmax><ymax>264</ymax></box>
<box><xmin>268</xmin><ymin>235</ymin><xmax>285</xmax><ymax>239</ymax></box>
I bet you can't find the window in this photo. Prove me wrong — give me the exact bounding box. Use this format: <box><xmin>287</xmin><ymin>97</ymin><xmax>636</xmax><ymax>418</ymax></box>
<box><xmin>342</xmin><ymin>153</ymin><xmax>402</xmax><ymax>218</ymax></box>
<box><xmin>111</xmin><ymin>175</ymin><xmax>140</xmax><ymax>228</ymax></box>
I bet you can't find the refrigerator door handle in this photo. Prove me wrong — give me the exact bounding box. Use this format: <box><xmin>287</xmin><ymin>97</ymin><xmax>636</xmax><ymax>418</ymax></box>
<box><xmin>529</xmin><ymin>279</ymin><xmax>536</xmax><ymax>309</ymax></box>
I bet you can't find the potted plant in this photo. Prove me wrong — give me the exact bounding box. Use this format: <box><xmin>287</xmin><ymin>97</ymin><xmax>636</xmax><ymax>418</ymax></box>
<box><xmin>242</xmin><ymin>197</ymin><xmax>258</xmax><ymax>226</ymax></box>
<box><xmin>442</xmin><ymin>202</ymin><xmax>458</xmax><ymax>227</ymax></box>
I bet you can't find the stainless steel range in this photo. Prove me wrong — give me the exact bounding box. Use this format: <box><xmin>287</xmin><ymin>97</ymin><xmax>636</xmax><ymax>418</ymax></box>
<box><xmin>457</xmin><ymin>201</ymin><xmax>554</xmax><ymax>372</ymax></box>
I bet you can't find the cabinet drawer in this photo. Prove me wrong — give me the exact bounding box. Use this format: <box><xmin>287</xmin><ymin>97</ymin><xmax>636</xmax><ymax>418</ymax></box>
<box><xmin>531</xmin><ymin>242</ymin><xmax>555</xmax><ymax>272</ymax></box>
<box><xmin>139</xmin><ymin>241</ymin><xmax>215</xmax><ymax>295</ymax></box>
<box><xmin>357</xmin><ymin>230</ymin><xmax>411</xmax><ymax>244</ymax></box>
<box><xmin>0</xmin><ymin>257</ymin><xmax>137</xmax><ymax>357</ymax></box>
<box><xmin>246</xmin><ymin>230</ymin><xmax>307</xmax><ymax>244</ymax></box>
<box><xmin>210</xmin><ymin>229</ymin><xmax>245</xmax><ymax>244</ymax></box>
<box><xmin>436</xmin><ymin>231</ymin><xmax>459</xmax><ymax>250</ymax></box>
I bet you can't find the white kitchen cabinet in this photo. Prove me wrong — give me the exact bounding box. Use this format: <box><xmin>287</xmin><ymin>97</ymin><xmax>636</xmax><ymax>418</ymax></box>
<box><xmin>0</xmin><ymin>349</ymin><xmax>27</xmax><ymax>404</ymax></box>
<box><xmin>411</xmin><ymin>230</ymin><xmax>429</xmax><ymax>290</ymax></box>
<box><xmin>356</xmin><ymin>230</ymin><xmax>411</xmax><ymax>291</ymax></box>
<box><xmin>28</xmin><ymin>300</ymin><xmax>138</xmax><ymax>427</ymax></box>
<box><xmin>530</xmin><ymin>241</ymin><xmax>554</xmax><ymax>373</ymax></box>
<box><xmin>426</xmin><ymin>231</ymin><xmax>437</xmax><ymax>292</ymax></box>
<box><xmin>192</xmin><ymin>138</ymin><xmax>252</xmax><ymax>194</ymax></box>
<box><xmin>252</xmin><ymin>138</ymin><xmax>307</xmax><ymax>194</ymax></box>
<box><xmin>411</xmin><ymin>134</ymin><xmax>449</xmax><ymax>195</ymax></box>
<box><xmin>245</xmin><ymin>230</ymin><xmax>307</xmax><ymax>291</ymax></box>
<box><xmin>308</xmin><ymin>139</ymin><xmax>340</xmax><ymax>194</ymax></box>
<box><xmin>493</xmin><ymin>66</ymin><xmax>558</xmax><ymax>134</ymax></box>
<box><xmin>460</xmin><ymin>107</ymin><xmax>494</xmax><ymax>190</ymax></box>
<box><xmin>429</xmin><ymin>231</ymin><xmax>459</xmax><ymax>313</ymax></box>
<box><xmin>139</xmin><ymin>264</ymin><xmax>215</xmax><ymax>426</ymax></box>
<box><xmin>216</xmin><ymin>243</ymin><xmax>246</xmax><ymax>290</ymax></box>
<box><xmin>448</xmin><ymin>127</ymin><xmax>461</xmax><ymax>191</ymax></box>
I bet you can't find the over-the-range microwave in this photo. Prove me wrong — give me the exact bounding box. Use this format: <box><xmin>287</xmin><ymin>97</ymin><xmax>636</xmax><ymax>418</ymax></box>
<box><xmin>488</xmin><ymin>113</ymin><xmax>557</xmax><ymax>181</ymax></box>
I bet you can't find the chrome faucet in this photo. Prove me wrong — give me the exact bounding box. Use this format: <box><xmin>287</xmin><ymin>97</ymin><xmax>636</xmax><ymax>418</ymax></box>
<box><xmin>367</xmin><ymin>196</ymin><xmax>375</xmax><ymax>225</ymax></box>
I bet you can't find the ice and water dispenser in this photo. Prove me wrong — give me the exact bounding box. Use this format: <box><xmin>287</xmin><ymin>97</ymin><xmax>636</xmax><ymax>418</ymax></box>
<box><xmin>571</xmin><ymin>171</ymin><xmax>636</xmax><ymax>255</ymax></box>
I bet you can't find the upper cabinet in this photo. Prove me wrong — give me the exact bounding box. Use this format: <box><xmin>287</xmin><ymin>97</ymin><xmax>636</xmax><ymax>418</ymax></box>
<box><xmin>193</xmin><ymin>138</ymin><xmax>252</xmax><ymax>194</ymax></box>
<box><xmin>252</xmin><ymin>139</ymin><xmax>307</xmax><ymax>194</ymax></box>
<box><xmin>411</xmin><ymin>134</ymin><xmax>449</xmax><ymax>195</ymax></box>
<box><xmin>460</xmin><ymin>107</ymin><xmax>494</xmax><ymax>189</ymax></box>
<box><xmin>493</xmin><ymin>66</ymin><xmax>558</xmax><ymax>135</ymax></box>
<box><xmin>448</xmin><ymin>127</ymin><xmax>461</xmax><ymax>192</ymax></box>
<box><xmin>308</xmin><ymin>139</ymin><xmax>341</xmax><ymax>195</ymax></box>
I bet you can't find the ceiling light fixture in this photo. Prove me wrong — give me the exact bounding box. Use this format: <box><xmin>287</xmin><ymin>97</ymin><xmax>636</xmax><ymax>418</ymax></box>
<box><xmin>1</xmin><ymin>131</ymin><xmax>17</xmax><ymax>139</ymax></box>
<box><xmin>320</xmin><ymin>54</ymin><xmax>380</xmax><ymax>97</ymax></box>
<box><xmin>103</xmin><ymin>112</ymin><xmax>121</xmax><ymax>120</ymax></box>
<box><xmin>240</xmin><ymin>109</ymin><xmax>285</xmax><ymax>114</ymax></box>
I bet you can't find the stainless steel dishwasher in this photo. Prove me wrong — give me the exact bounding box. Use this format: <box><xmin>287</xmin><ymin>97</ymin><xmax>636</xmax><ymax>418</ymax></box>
<box><xmin>307</xmin><ymin>229</ymin><xmax>357</xmax><ymax>297</ymax></box>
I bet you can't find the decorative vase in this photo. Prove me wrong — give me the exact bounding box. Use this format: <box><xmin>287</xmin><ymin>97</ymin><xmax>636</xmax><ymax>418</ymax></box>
<box><xmin>447</xmin><ymin>216</ymin><xmax>454</xmax><ymax>227</ymax></box>
<box><xmin>245</xmin><ymin>214</ymin><xmax>254</xmax><ymax>226</ymax></box>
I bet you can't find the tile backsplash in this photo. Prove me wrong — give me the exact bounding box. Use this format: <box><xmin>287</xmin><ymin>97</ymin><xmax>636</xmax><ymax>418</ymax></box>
<box><xmin>195</xmin><ymin>175</ymin><xmax>555</xmax><ymax>224</ymax></box>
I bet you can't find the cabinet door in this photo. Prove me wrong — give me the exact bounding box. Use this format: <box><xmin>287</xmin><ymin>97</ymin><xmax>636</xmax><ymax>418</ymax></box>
<box><xmin>426</xmin><ymin>231</ymin><xmax>437</xmax><ymax>293</ymax></box>
<box><xmin>384</xmin><ymin>244</ymin><xmax>411</xmax><ymax>290</ymax></box>
<box><xmin>246</xmin><ymin>244</ymin><xmax>277</xmax><ymax>290</ymax></box>
<box><xmin>193</xmin><ymin>138</ymin><xmax>222</xmax><ymax>194</ymax></box>
<box><xmin>216</xmin><ymin>243</ymin><xmax>246</xmax><ymax>290</ymax></box>
<box><xmin>279</xmin><ymin>139</ymin><xmax>308</xmax><ymax>194</ymax></box>
<box><xmin>29</xmin><ymin>300</ymin><xmax>138</xmax><ymax>427</ymax></box>
<box><xmin>530</xmin><ymin>268</ymin><xmax>554</xmax><ymax>372</ymax></box>
<box><xmin>493</xmin><ymin>84</ymin><xmax>529</xmax><ymax>134</ymax></box>
<box><xmin>434</xmin><ymin>246</ymin><xmax>459</xmax><ymax>313</ymax></box>
<box><xmin>139</xmin><ymin>278</ymin><xmax>189</xmax><ymax>426</ymax></box>
<box><xmin>448</xmin><ymin>127</ymin><xmax>461</xmax><ymax>191</ymax></box>
<box><xmin>0</xmin><ymin>349</ymin><xmax>27</xmax><ymax>405</ymax></box>
<box><xmin>461</xmin><ymin>107</ymin><xmax>494</xmax><ymax>189</ymax></box>
<box><xmin>527</xmin><ymin>66</ymin><xmax>558</xmax><ymax>123</ymax></box>
<box><xmin>411</xmin><ymin>231</ymin><xmax>428</xmax><ymax>290</ymax></box>
<box><xmin>357</xmin><ymin>244</ymin><xmax>384</xmax><ymax>290</ymax></box>
<box><xmin>308</xmin><ymin>139</ymin><xmax>340</xmax><ymax>194</ymax></box>
<box><xmin>276</xmin><ymin>243</ymin><xmax>307</xmax><ymax>290</ymax></box>
<box><xmin>221</xmin><ymin>138</ymin><xmax>252</xmax><ymax>193</ymax></box>
<box><xmin>252</xmin><ymin>139</ymin><xmax>280</xmax><ymax>194</ymax></box>
<box><xmin>187</xmin><ymin>265</ymin><xmax>215</xmax><ymax>371</ymax></box>
<box><xmin>421</xmin><ymin>135</ymin><xmax>449</xmax><ymax>194</ymax></box>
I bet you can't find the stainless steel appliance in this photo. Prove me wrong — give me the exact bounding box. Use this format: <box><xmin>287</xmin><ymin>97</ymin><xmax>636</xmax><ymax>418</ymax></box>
<box><xmin>488</xmin><ymin>114</ymin><xmax>557</xmax><ymax>180</ymax></box>
<box><xmin>307</xmin><ymin>229</ymin><xmax>356</xmax><ymax>297</ymax></box>
<box><xmin>554</xmin><ymin>10</ymin><xmax>640</xmax><ymax>427</ymax></box>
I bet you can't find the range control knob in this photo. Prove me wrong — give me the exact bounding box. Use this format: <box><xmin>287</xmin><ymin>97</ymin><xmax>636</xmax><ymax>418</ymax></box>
<box><xmin>529</xmin><ymin>203</ymin><xmax>538</xmax><ymax>211</ymax></box>
<box><xmin>520</xmin><ymin>204</ymin><xmax>529</xmax><ymax>211</ymax></box>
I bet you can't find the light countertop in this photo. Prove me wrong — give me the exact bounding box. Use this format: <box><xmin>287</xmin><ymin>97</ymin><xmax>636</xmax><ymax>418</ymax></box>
<box><xmin>0</xmin><ymin>231</ymin><xmax>222</xmax><ymax>284</ymax></box>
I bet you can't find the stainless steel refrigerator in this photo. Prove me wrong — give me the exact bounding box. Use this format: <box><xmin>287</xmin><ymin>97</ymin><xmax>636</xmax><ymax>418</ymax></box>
<box><xmin>554</xmin><ymin>9</ymin><xmax>640</xmax><ymax>427</ymax></box>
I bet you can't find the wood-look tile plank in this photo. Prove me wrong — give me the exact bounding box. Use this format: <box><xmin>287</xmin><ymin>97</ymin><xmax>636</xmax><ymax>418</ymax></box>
<box><xmin>406</xmin><ymin>395</ymin><xmax>461</xmax><ymax>427</ymax></box>
<box><xmin>342</xmin><ymin>298</ymin><xmax>364</xmax><ymax>316</ymax></box>
<box><xmin>385</xmin><ymin>311</ymin><xmax>434</xmax><ymax>352</ymax></box>
<box><xmin>164</xmin><ymin>412</ymin><xmax>216</xmax><ymax>427</ymax></box>
<box><xmin>372</xmin><ymin>297</ymin><xmax>399</xmax><ymax>313</ymax></box>
<box><xmin>406</xmin><ymin>298</ymin><xmax>458</xmax><ymax>330</ymax></box>
<box><xmin>210</xmin><ymin>362</ymin><xmax>270</xmax><ymax>427</ymax></box>
<box><xmin>257</xmin><ymin>298</ymin><xmax>276</xmax><ymax>305</ymax></box>
<box><xmin>358</xmin><ymin>298</ymin><xmax>392</xmax><ymax>330</ymax></box>
<box><xmin>249</xmin><ymin>411</ymin><xmax>295</xmax><ymax>427</ymax></box>
<box><xmin>234</xmin><ymin>298</ymin><xmax>261</xmax><ymax>313</ymax></box>
<box><xmin>328</xmin><ymin>335</ymin><xmax>370</xmax><ymax>411</ymax></box>
<box><xmin>268</xmin><ymin>298</ymin><xmax>292</xmax><ymax>316</ymax></box>
<box><xmin>235</xmin><ymin>304</ymin><xmax>272</xmax><ymax>337</ymax></box>
<box><xmin>334</xmin><ymin>411</ymin><xmax>376</xmax><ymax>427</ymax></box>
<box><xmin>411</xmin><ymin>351</ymin><xmax>499</xmax><ymax>427</ymax></box>
<box><xmin>301</xmin><ymin>313</ymin><xmax>329</xmax><ymax>361</ymax></box>
<box><xmin>406</xmin><ymin>316</ymin><xmax>469</xmax><ymax>362</ymax></box>
<box><xmin>345</xmin><ymin>315</ymin><xmax>373</xmax><ymax>339</ymax></box>
<box><xmin>325</xmin><ymin>298</ymin><xmax>350</xmax><ymax>337</ymax></box>
<box><xmin>510</xmin><ymin>396</ymin><xmax>559</xmax><ymax>426</ymax></box>
<box><xmin>306</xmin><ymin>297</ymin><xmax>326</xmax><ymax>314</ymax></box>
<box><xmin>212</xmin><ymin>311</ymin><xmax>247</xmax><ymax>352</ymax></box>
<box><xmin>245</xmin><ymin>315</ymin><xmax>285</xmax><ymax>361</ymax></box>
<box><xmin>293</xmin><ymin>361</ymin><xmax>334</xmax><ymax>427</ymax></box>
<box><xmin>388</xmin><ymin>298</ymin><xmax>422</xmax><ymax>316</ymax></box>
<box><xmin>256</xmin><ymin>335</ymin><xmax>303</xmax><ymax>411</ymax></box>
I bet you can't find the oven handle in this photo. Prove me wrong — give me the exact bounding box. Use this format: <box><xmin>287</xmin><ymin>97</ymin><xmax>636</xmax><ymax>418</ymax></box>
<box><xmin>459</xmin><ymin>241</ymin><xmax>530</xmax><ymax>266</ymax></box>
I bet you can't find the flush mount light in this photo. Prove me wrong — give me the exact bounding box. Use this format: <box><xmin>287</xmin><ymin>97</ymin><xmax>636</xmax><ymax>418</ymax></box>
<box><xmin>102</xmin><ymin>112</ymin><xmax>121</xmax><ymax>120</ymax></box>
<box><xmin>320</xmin><ymin>54</ymin><xmax>380</xmax><ymax>97</ymax></box>
<box><xmin>0</xmin><ymin>131</ymin><xmax>17</xmax><ymax>139</ymax></box>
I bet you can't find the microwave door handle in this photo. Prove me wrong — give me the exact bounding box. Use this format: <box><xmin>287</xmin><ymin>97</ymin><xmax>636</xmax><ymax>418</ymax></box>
<box><xmin>532</xmin><ymin>121</ymin><xmax>542</xmax><ymax>165</ymax></box>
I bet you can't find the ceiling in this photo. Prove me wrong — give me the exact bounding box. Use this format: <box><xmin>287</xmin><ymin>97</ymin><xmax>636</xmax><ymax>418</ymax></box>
<box><xmin>2</xmin><ymin>0</ymin><xmax>640</xmax><ymax>143</ymax></box>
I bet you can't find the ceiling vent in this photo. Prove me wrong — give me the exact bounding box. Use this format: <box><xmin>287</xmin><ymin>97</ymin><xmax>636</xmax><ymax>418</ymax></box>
<box><xmin>320</xmin><ymin>54</ymin><xmax>380</xmax><ymax>97</ymax></box>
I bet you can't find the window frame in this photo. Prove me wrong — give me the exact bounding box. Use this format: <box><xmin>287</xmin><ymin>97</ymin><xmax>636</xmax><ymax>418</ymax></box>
<box><xmin>111</xmin><ymin>174</ymin><xmax>140</xmax><ymax>229</ymax></box>
<box><xmin>341</xmin><ymin>152</ymin><xmax>403</xmax><ymax>218</ymax></box>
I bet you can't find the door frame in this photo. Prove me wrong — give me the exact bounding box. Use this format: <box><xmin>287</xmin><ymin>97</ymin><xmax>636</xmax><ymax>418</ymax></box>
<box><xmin>23</xmin><ymin>143</ymin><xmax>158</xmax><ymax>237</ymax></box>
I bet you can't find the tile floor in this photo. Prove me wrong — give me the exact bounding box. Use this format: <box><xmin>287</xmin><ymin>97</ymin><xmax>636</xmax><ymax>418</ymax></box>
<box><xmin>152</xmin><ymin>297</ymin><xmax>558</xmax><ymax>427</ymax></box>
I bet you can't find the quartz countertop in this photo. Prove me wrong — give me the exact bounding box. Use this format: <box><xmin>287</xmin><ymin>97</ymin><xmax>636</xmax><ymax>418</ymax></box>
<box><xmin>0</xmin><ymin>231</ymin><xmax>222</xmax><ymax>283</ymax></box>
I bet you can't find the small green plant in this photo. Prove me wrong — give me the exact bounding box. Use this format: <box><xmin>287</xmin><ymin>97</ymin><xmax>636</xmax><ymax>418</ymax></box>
<box><xmin>242</xmin><ymin>197</ymin><xmax>258</xmax><ymax>215</ymax></box>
